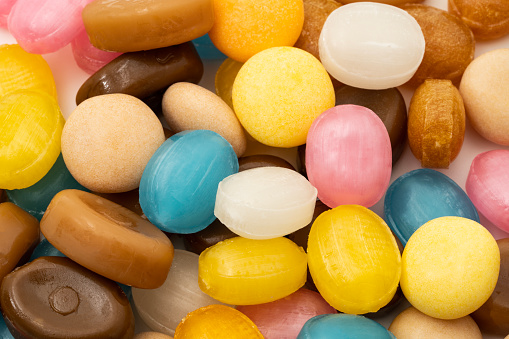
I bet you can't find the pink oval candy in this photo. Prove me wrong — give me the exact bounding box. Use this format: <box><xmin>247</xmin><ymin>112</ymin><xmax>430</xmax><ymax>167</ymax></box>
<box><xmin>0</xmin><ymin>0</ymin><xmax>16</xmax><ymax>27</ymax></box>
<box><xmin>71</xmin><ymin>28</ymin><xmax>122</xmax><ymax>74</ymax></box>
<box><xmin>466</xmin><ymin>149</ymin><xmax>509</xmax><ymax>233</ymax></box>
<box><xmin>306</xmin><ymin>104</ymin><xmax>392</xmax><ymax>208</ymax></box>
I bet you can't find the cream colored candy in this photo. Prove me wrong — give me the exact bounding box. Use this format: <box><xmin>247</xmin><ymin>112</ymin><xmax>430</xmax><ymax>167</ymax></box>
<box><xmin>162</xmin><ymin>82</ymin><xmax>246</xmax><ymax>157</ymax></box>
<box><xmin>62</xmin><ymin>94</ymin><xmax>165</xmax><ymax>193</ymax></box>
<box><xmin>134</xmin><ymin>332</ymin><xmax>173</xmax><ymax>339</ymax></box>
<box><xmin>460</xmin><ymin>48</ymin><xmax>509</xmax><ymax>145</ymax></box>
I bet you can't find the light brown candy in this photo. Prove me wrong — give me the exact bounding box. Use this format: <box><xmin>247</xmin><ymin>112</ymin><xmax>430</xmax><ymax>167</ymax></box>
<box><xmin>134</xmin><ymin>332</ymin><xmax>173</xmax><ymax>339</ymax></box>
<box><xmin>340</xmin><ymin>0</ymin><xmax>423</xmax><ymax>6</ymax></box>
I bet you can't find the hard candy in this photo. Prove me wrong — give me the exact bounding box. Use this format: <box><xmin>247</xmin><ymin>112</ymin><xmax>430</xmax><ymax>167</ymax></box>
<box><xmin>71</xmin><ymin>28</ymin><xmax>122</xmax><ymax>74</ymax></box>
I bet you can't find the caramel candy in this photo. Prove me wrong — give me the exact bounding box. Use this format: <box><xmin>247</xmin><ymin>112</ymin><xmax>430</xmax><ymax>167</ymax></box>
<box><xmin>41</xmin><ymin>190</ymin><xmax>174</xmax><ymax>289</ymax></box>
<box><xmin>238</xmin><ymin>155</ymin><xmax>295</xmax><ymax>172</ymax></box>
<box><xmin>183</xmin><ymin>218</ymin><xmax>237</xmax><ymax>255</ymax></box>
<box><xmin>76</xmin><ymin>43</ymin><xmax>203</xmax><ymax>105</ymax></box>
<box><xmin>0</xmin><ymin>202</ymin><xmax>39</xmax><ymax>283</ymax></box>
<box><xmin>408</xmin><ymin>79</ymin><xmax>465</xmax><ymax>168</ymax></box>
<box><xmin>82</xmin><ymin>0</ymin><xmax>214</xmax><ymax>52</ymax></box>
<box><xmin>96</xmin><ymin>189</ymin><xmax>144</xmax><ymax>216</ymax></box>
<box><xmin>0</xmin><ymin>256</ymin><xmax>134</xmax><ymax>339</ymax></box>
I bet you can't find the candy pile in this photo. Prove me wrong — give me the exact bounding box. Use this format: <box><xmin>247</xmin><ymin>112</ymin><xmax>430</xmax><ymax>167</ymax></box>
<box><xmin>0</xmin><ymin>0</ymin><xmax>508</xmax><ymax>338</ymax></box>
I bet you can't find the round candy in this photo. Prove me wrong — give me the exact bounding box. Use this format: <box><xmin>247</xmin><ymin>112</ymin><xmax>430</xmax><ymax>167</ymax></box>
<box><xmin>319</xmin><ymin>2</ymin><xmax>425</xmax><ymax>89</ymax></box>
<box><xmin>215</xmin><ymin>57</ymin><xmax>243</xmax><ymax>110</ymax></box>
<box><xmin>305</xmin><ymin>105</ymin><xmax>392</xmax><ymax>208</ymax></box>
<box><xmin>61</xmin><ymin>93</ymin><xmax>165</xmax><ymax>193</ymax></box>
<box><xmin>401</xmin><ymin>216</ymin><xmax>500</xmax><ymax>319</ymax></box>
<box><xmin>208</xmin><ymin>0</ymin><xmax>304</xmax><ymax>63</ymax></box>
<box><xmin>232</xmin><ymin>46</ymin><xmax>335</xmax><ymax>148</ymax></box>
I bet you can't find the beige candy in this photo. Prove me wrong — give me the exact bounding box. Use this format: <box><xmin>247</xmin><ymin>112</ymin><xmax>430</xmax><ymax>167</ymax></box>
<box><xmin>460</xmin><ymin>49</ymin><xmax>509</xmax><ymax>145</ymax></box>
<box><xmin>62</xmin><ymin>94</ymin><xmax>165</xmax><ymax>193</ymax></box>
<box><xmin>162</xmin><ymin>82</ymin><xmax>246</xmax><ymax>157</ymax></box>
<box><xmin>134</xmin><ymin>332</ymin><xmax>173</xmax><ymax>339</ymax></box>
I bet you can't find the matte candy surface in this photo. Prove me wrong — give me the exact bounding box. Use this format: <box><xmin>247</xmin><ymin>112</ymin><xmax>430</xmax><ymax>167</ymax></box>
<box><xmin>306</xmin><ymin>105</ymin><xmax>392</xmax><ymax>208</ymax></box>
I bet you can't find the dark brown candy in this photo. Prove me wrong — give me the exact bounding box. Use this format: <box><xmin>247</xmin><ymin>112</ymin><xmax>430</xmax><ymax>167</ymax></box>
<box><xmin>95</xmin><ymin>188</ymin><xmax>144</xmax><ymax>216</ymax></box>
<box><xmin>0</xmin><ymin>256</ymin><xmax>135</xmax><ymax>339</ymax></box>
<box><xmin>76</xmin><ymin>42</ymin><xmax>203</xmax><ymax>105</ymax></box>
<box><xmin>183</xmin><ymin>218</ymin><xmax>237</xmax><ymax>255</ymax></box>
<box><xmin>335</xmin><ymin>85</ymin><xmax>408</xmax><ymax>164</ymax></box>
<box><xmin>238</xmin><ymin>154</ymin><xmax>295</xmax><ymax>172</ymax></box>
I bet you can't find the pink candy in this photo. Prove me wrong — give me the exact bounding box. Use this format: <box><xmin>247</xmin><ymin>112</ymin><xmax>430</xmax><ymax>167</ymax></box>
<box><xmin>306</xmin><ymin>104</ymin><xmax>392</xmax><ymax>208</ymax></box>
<box><xmin>0</xmin><ymin>0</ymin><xmax>16</xmax><ymax>27</ymax></box>
<box><xmin>71</xmin><ymin>28</ymin><xmax>122</xmax><ymax>74</ymax></box>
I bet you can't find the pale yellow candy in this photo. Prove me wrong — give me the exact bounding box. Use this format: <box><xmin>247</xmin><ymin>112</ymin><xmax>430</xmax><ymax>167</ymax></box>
<box><xmin>401</xmin><ymin>216</ymin><xmax>500</xmax><ymax>319</ymax></box>
<box><xmin>232</xmin><ymin>47</ymin><xmax>335</xmax><ymax>148</ymax></box>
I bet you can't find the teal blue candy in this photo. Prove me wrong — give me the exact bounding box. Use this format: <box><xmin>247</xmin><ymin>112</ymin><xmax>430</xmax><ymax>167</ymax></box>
<box><xmin>6</xmin><ymin>154</ymin><xmax>89</xmax><ymax>220</ymax></box>
<box><xmin>297</xmin><ymin>314</ymin><xmax>395</xmax><ymax>339</ymax></box>
<box><xmin>29</xmin><ymin>239</ymin><xmax>65</xmax><ymax>261</ymax></box>
<box><xmin>192</xmin><ymin>34</ymin><xmax>227</xmax><ymax>60</ymax></box>
<box><xmin>0</xmin><ymin>314</ymin><xmax>14</xmax><ymax>339</ymax></box>
<box><xmin>139</xmin><ymin>130</ymin><xmax>238</xmax><ymax>234</ymax></box>
<box><xmin>384</xmin><ymin>168</ymin><xmax>479</xmax><ymax>246</ymax></box>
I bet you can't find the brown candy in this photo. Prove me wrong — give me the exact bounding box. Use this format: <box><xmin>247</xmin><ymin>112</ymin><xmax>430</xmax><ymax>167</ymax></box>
<box><xmin>0</xmin><ymin>256</ymin><xmax>134</xmax><ymax>339</ymax></box>
<box><xmin>239</xmin><ymin>155</ymin><xmax>295</xmax><ymax>172</ymax></box>
<box><xmin>407</xmin><ymin>79</ymin><xmax>465</xmax><ymax>168</ymax></box>
<box><xmin>95</xmin><ymin>189</ymin><xmax>144</xmax><ymax>216</ymax></box>
<box><xmin>183</xmin><ymin>218</ymin><xmax>237</xmax><ymax>255</ymax></box>
<box><xmin>403</xmin><ymin>4</ymin><xmax>475</xmax><ymax>87</ymax></box>
<box><xmin>0</xmin><ymin>202</ymin><xmax>39</xmax><ymax>283</ymax></box>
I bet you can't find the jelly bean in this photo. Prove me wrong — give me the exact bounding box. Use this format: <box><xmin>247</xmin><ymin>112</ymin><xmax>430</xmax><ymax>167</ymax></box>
<box><xmin>76</xmin><ymin>43</ymin><xmax>203</xmax><ymax>106</ymax></box>
<box><xmin>232</xmin><ymin>46</ymin><xmax>335</xmax><ymax>148</ymax></box>
<box><xmin>0</xmin><ymin>256</ymin><xmax>134</xmax><ymax>338</ymax></box>
<box><xmin>0</xmin><ymin>314</ymin><xmax>14</xmax><ymax>339</ymax></box>
<box><xmin>319</xmin><ymin>2</ymin><xmax>425</xmax><ymax>89</ymax></box>
<box><xmin>174</xmin><ymin>305</ymin><xmax>263</xmax><ymax>338</ymax></box>
<box><xmin>385</xmin><ymin>169</ymin><xmax>479</xmax><ymax>246</ymax></box>
<box><xmin>0</xmin><ymin>90</ymin><xmax>64</xmax><ymax>190</ymax></box>
<box><xmin>192</xmin><ymin>34</ymin><xmax>227</xmax><ymax>60</ymax></box>
<box><xmin>6</xmin><ymin>153</ymin><xmax>89</xmax><ymax>221</ymax></box>
<box><xmin>335</xmin><ymin>85</ymin><xmax>407</xmax><ymax>164</ymax></box>
<box><xmin>408</xmin><ymin>79</ymin><xmax>465</xmax><ymax>168</ymax></box>
<box><xmin>238</xmin><ymin>154</ymin><xmax>295</xmax><ymax>172</ymax></box>
<box><xmin>214</xmin><ymin>57</ymin><xmax>243</xmax><ymax>110</ymax></box>
<box><xmin>8</xmin><ymin>0</ymin><xmax>94</xmax><ymax>54</ymax></box>
<box><xmin>237</xmin><ymin>288</ymin><xmax>337</xmax><ymax>339</ymax></box>
<box><xmin>132</xmin><ymin>250</ymin><xmax>226</xmax><ymax>336</ymax></box>
<box><xmin>307</xmin><ymin>205</ymin><xmax>401</xmax><ymax>314</ymax></box>
<box><xmin>403</xmin><ymin>4</ymin><xmax>475</xmax><ymax>87</ymax></box>
<box><xmin>389</xmin><ymin>306</ymin><xmax>483</xmax><ymax>339</ymax></box>
<box><xmin>62</xmin><ymin>94</ymin><xmax>165</xmax><ymax>193</ymax></box>
<box><xmin>82</xmin><ymin>0</ymin><xmax>214</xmax><ymax>53</ymax></box>
<box><xmin>183</xmin><ymin>218</ymin><xmax>237</xmax><ymax>255</ymax></box>
<box><xmin>0</xmin><ymin>0</ymin><xmax>15</xmax><ymax>27</ymax></box>
<box><xmin>306</xmin><ymin>105</ymin><xmax>392</xmax><ymax>208</ymax></box>
<box><xmin>198</xmin><ymin>237</ymin><xmax>307</xmax><ymax>305</ymax></box>
<box><xmin>401</xmin><ymin>216</ymin><xmax>500</xmax><ymax>319</ymax></box>
<box><xmin>140</xmin><ymin>130</ymin><xmax>238</xmax><ymax>234</ymax></box>
<box><xmin>460</xmin><ymin>48</ymin><xmax>509</xmax><ymax>145</ymax></box>
<box><xmin>208</xmin><ymin>0</ymin><xmax>304</xmax><ymax>63</ymax></box>
<box><xmin>297</xmin><ymin>314</ymin><xmax>396</xmax><ymax>339</ymax></box>
<box><xmin>71</xmin><ymin>28</ymin><xmax>122</xmax><ymax>74</ymax></box>
<box><xmin>29</xmin><ymin>238</ymin><xmax>65</xmax><ymax>261</ymax></box>
<box><xmin>467</xmin><ymin>150</ymin><xmax>509</xmax><ymax>233</ymax></box>
<box><xmin>162</xmin><ymin>82</ymin><xmax>246</xmax><ymax>157</ymax></box>
<box><xmin>471</xmin><ymin>238</ymin><xmax>509</xmax><ymax>336</ymax></box>
<box><xmin>41</xmin><ymin>190</ymin><xmax>175</xmax><ymax>289</ymax></box>
<box><xmin>134</xmin><ymin>333</ymin><xmax>173</xmax><ymax>339</ymax></box>
<box><xmin>0</xmin><ymin>202</ymin><xmax>39</xmax><ymax>282</ymax></box>
<box><xmin>214</xmin><ymin>167</ymin><xmax>317</xmax><ymax>239</ymax></box>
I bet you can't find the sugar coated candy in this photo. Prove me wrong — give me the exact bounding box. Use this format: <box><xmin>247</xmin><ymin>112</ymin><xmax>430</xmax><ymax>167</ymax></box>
<box><xmin>140</xmin><ymin>130</ymin><xmax>238</xmax><ymax>234</ymax></box>
<box><xmin>214</xmin><ymin>167</ymin><xmax>317</xmax><ymax>239</ymax></box>
<box><xmin>319</xmin><ymin>2</ymin><xmax>425</xmax><ymax>89</ymax></box>
<box><xmin>71</xmin><ymin>28</ymin><xmax>122</xmax><ymax>74</ymax></box>
<box><xmin>306</xmin><ymin>105</ymin><xmax>392</xmax><ymax>208</ymax></box>
<box><xmin>401</xmin><ymin>216</ymin><xmax>500</xmax><ymax>319</ymax></box>
<box><xmin>232</xmin><ymin>46</ymin><xmax>335</xmax><ymax>148</ymax></box>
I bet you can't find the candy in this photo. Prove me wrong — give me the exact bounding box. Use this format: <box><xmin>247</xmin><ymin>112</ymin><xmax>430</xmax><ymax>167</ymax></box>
<box><xmin>198</xmin><ymin>237</ymin><xmax>307</xmax><ymax>305</ymax></box>
<box><xmin>407</xmin><ymin>79</ymin><xmax>465</xmax><ymax>168</ymax></box>
<box><xmin>0</xmin><ymin>0</ymin><xmax>15</xmax><ymax>27</ymax></box>
<box><xmin>238</xmin><ymin>154</ymin><xmax>295</xmax><ymax>172</ymax></box>
<box><xmin>62</xmin><ymin>93</ymin><xmax>165</xmax><ymax>193</ymax></box>
<box><xmin>232</xmin><ymin>46</ymin><xmax>335</xmax><ymax>147</ymax></box>
<box><xmin>140</xmin><ymin>130</ymin><xmax>238</xmax><ymax>234</ymax></box>
<box><xmin>208</xmin><ymin>0</ymin><xmax>304</xmax><ymax>63</ymax></box>
<box><xmin>41</xmin><ymin>189</ymin><xmax>175</xmax><ymax>289</ymax></box>
<box><xmin>466</xmin><ymin>150</ymin><xmax>509</xmax><ymax>233</ymax></box>
<box><xmin>162</xmin><ymin>82</ymin><xmax>246</xmax><ymax>157</ymax></box>
<box><xmin>0</xmin><ymin>314</ymin><xmax>14</xmax><ymax>339</ymax></box>
<box><xmin>0</xmin><ymin>256</ymin><xmax>135</xmax><ymax>338</ymax></box>
<box><xmin>459</xmin><ymin>48</ymin><xmax>509</xmax><ymax>145</ymax></box>
<box><xmin>305</xmin><ymin>105</ymin><xmax>392</xmax><ymax>208</ymax></box>
<box><xmin>214</xmin><ymin>57</ymin><xmax>243</xmax><ymax>110</ymax></box>
<box><xmin>192</xmin><ymin>34</ymin><xmax>226</xmax><ymax>60</ymax></box>
<box><xmin>82</xmin><ymin>0</ymin><xmax>214</xmax><ymax>53</ymax></box>
<box><xmin>134</xmin><ymin>333</ymin><xmax>173</xmax><ymax>339</ymax></box>
<box><xmin>96</xmin><ymin>188</ymin><xmax>144</xmax><ymax>216</ymax></box>
<box><xmin>71</xmin><ymin>28</ymin><xmax>122</xmax><ymax>74</ymax></box>
<box><xmin>319</xmin><ymin>2</ymin><xmax>425</xmax><ymax>89</ymax></box>
<box><xmin>29</xmin><ymin>238</ymin><xmax>64</xmax><ymax>261</ymax></box>
<box><xmin>0</xmin><ymin>90</ymin><xmax>64</xmax><ymax>189</ymax></box>
<box><xmin>183</xmin><ymin>218</ymin><xmax>237</xmax><ymax>255</ymax></box>
<box><xmin>401</xmin><ymin>216</ymin><xmax>500</xmax><ymax>319</ymax></box>
<box><xmin>385</xmin><ymin>169</ymin><xmax>479</xmax><ymax>246</ymax></box>
<box><xmin>341</xmin><ymin>0</ymin><xmax>423</xmax><ymax>5</ymax></box>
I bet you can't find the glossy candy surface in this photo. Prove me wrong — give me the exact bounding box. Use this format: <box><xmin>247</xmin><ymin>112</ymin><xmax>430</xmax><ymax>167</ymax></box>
<box><xmin>192</xmin><ymin>34</ymin><xmax>226</xmax><ymax>60</ymax></box>
<box><xmin>71</xmin><ymin>28</ymin><xmax>122</xmax><ymax>74</ymax></box>
<box><xmin>214</xmin><ymin>57</ymin><xmax>243</xmax><ymax>109</ymax></box>
<box><xmin>385</xmin><ymin>169</ymin><xmax>479</xmax><ymax>246</ymax></box>
<box><xmin>238</xmin><ymin>154</ymin><xmax>295</xmax><ymax>172</ymax></box>
<box><xmin>29</xmin><ymin>238</ymin><xmax>65</xmax><ymax>261</ymax></box>
<box><xmin>183</xmin><ymin>218</ymin><xmax>237</xmax><ymax>255</ymax></box>
<box><xmin>0</xmin><ymin>0</ymin><xmax>15</xmax><ymax>27</ymax></box>
<box><xmin>0</xmin><ymin>314</ymin><xmax>14</xmax><ymax>339</ymax></box>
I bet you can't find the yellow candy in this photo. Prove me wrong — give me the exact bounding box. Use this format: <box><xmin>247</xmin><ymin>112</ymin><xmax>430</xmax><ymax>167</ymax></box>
<box><xmin>0</xmin><ymin>90</ymin><xmax>64</xmax><ymax>189</ymax></box>
<box><xmin>209</xmin><ymin>0</ymin><xmax>304</xmax><ymax>63</ymax></box>
<box><xmin>174</xmin><ymin>305</ymin><xmax>263</xmax><ymax>339</ymax></box>
<box><xmin>307</xmin><ymin>205</ymin><xmax>401</xmax><ymax>314</ymax></box>
<box><xmin>401</xmin><ymin>216</ymin><xmax>500</xmax><ymax>319</ymax></box>
<box><xmin>232</xmin><ymin>47</ymin><xmax>335</xmax><ymax>148</ymax></box>
<box><xmin>198</xmin><ymin>237</ymin><xmax>307</xmax><ymax>305</ymax></box>
<box><xmin>0</xmin><ymin>44</ymin><xmax>57</xmax><ymax>99</ymax></box>
<box><xmin>215</xmin><ymin>58</ymin><xmax>244</xmax><ymax>110</ymax></box>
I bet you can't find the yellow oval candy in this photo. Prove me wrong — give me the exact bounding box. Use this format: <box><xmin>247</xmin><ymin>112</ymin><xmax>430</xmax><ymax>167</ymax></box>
<box><xmin>215</xmin><ymin>58</ymin><xmax>244</xmax><ymax>110</ymax></box>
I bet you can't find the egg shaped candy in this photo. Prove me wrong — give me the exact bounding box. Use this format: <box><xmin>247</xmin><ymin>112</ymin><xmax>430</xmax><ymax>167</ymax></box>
<box><xmin>306</xmin><ymin>104</ymin><xmax>391</xmax><ymax>208</ymax></box>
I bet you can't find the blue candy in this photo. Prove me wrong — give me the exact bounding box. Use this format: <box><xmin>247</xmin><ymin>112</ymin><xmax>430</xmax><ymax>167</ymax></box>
<box><xmin>0</xmin><ymin>314</ymin><xmax>14</xmax><ymax>339</ymax></box>
<box><xmin>29</xmin><ymin>238</ymin><xmax>65</xmax><ymax>261</ymax></box>
<box><xmin>192</xmin><ymin>34</ymin><xmax>227</xmax><ymax>60</ymax></box>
